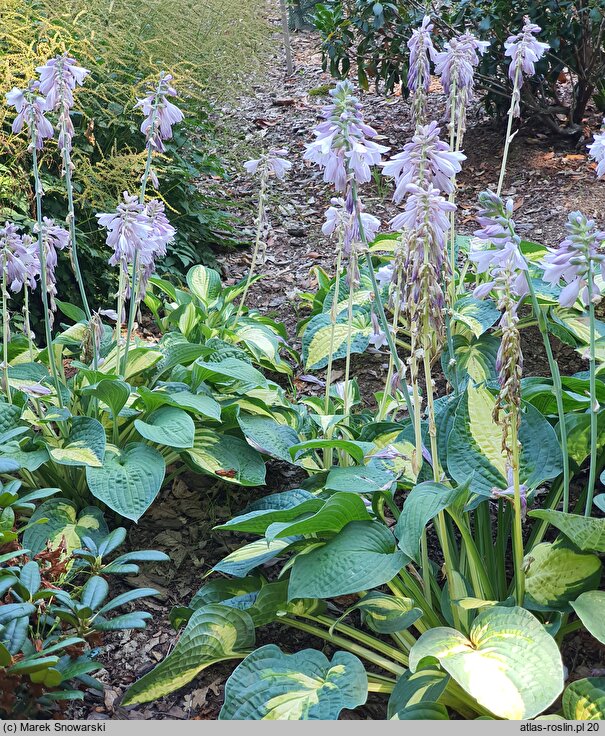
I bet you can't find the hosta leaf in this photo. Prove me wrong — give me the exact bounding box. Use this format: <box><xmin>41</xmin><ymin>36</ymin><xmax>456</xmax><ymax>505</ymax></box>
<box><xmin>237</xmin><ymin>413</ymin><xmax>299</xmax><ymax>463</ymax></box>
<box><xmin>302</xmin><ymin>309</ymin><xmax>371</xmax><ymax>371</ymax></box>
<box><xmin>326</xmin><ymin>464</ymin><xmax>397</xmax><ymax>494</ymax></box>
<box><xmin>395</xmin><ymin>481</ymin><xmax>469</xmax><ymax>563</ymax></box>
<box><xmin>134</xmin><ymin>406</ymin><xmax>195</xmax><ymax>449</ymax></box>
<box><xmin>336</xmin><ymin>592</ymin><xmax>422</xmax><ymax>635</ymax></box>
<box><xmin>219</xmin><ymin>644</ymin><xmax>368</xmax><ymax>720</ymax></box>
<box><xmin>570</xmin><ymin>591</ymin><xmax>605</xmax><ymax>645</ymax></box>
<box><xmin>213</xmin><ymin>538</ymin><xmax>295</xmax><ymax>578</ymax></box>
<box><xmin>442</xmin><ymin>334</ymin><xmax>499</xmax><ymax>390</ymax></box>
<box><xmin>563</xmin><ymin>678</ymin><xmax>605</xmax><ymax>720</ymax></box>
<box><xmin>193</xmin><ymin>358</ymin><xmax>267</xmax><ymax>393</ymax></box>
<box><xmin>451</xmin><ymin>295</ymin><xmax>500</xmax><ymax>338</ymax></box>
<box><xmin>447</xmin><ymin>384</ymin><xmax>562</xmax><ymax>496</ymax></box>
<box><xmin>250</xmin><ymin>579</ymin><xmax>325</xmax><ymax>627</ymax></box>
<box><xmin>169</xmin><ymin>391</ymin><xmax>221</xmax><ymax>421</ymax></box>
<box><xmin>391</xmin><ymin>703</ymin><xmax>449</xmax><ymax>720</ymax></box>
<box><xmin>288</xmin><ymin>520</ymin><xmax>407</xmax><ymax>599</ymax></box>
<box><xmin>524</xmin><ymin>541</ymin><xmax>601</xmax><ymax>611</ymax></box>
<box><xmin>99</xmin><ymin>346</ymin><xmax>162</xmax><ymax>381</ymax></box>
<box><xmin>561</xmin><ymin>411</ymin><xmax>605</xmax><ymax>466</ymax></box>
<box><xmin>290</xmin><ymin>439</ymin><xmax>372</xmax><ymax>465</ymax></box>
<box><xmin>85</xmin><ymin>379</ymin><xmax>130</xmax><ymax>418</ymax></box>
<box><xmin>0</xmin><ymin>445</ymin><xmax>49</xmax><ymax>472</ymax></box>
<box><xmin>122</xmin><ymin>604</ymin><xmax>255</xmax><ymax>706</ymax></box>
<box><xmin>0</xmin><ymin>403</ymin><xmax>22</xmax><ymax>434</ymax></box>
<box><xmin>243</xmin><ymin>489</ymin><xmax>315</xmax><ymax>513</ymax></box>
<box><xmin>265</xmin><ymin>492</ymin><xmax>372</xmax><ymax>541</ymax></box>
<box><xmin>49</xmin><ymin>417</ymin><xmax>106</xmax><ymax>468</ymax></box>
<box><xmin>185</xmin><ymin>430</ymin><xmax>266</xmax><ymax>486</ymax></box>
<box><xmin>216</xmin><ymin>499</ymin><xmax>324</xmax><ymax>535</ymax></box>
<box><xmin>409</xmin><ymin>606</ymin><xmax>564</xmax><ymax>720</ymax></box>
<box><xmin>187</xmin><ymin>264</ymin><xmax>222</xmax><ymax>306</ymax></box>
<box><xmin>528</xmin><ymin>510</ymin><xmax>605</xmax><ymax>552</ymax></box>
<box><xmin>388</xmin><ymin>667</ymin><xmax>449</xmax><ymax>719</ymax></box>
<box><xmin>86</xmin><ymin>444</ymin><xmax>165</xmax><ymax>522</ymax></box>
<box><xmin>23</xmin><ymin>499</ymin><xmax>108</xmax><ymax>555</ymax></box>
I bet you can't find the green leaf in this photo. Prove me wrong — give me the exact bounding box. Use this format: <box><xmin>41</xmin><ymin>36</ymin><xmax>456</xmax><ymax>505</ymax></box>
<box><xmin>0</xmin><ymin>403</ymin><xmax>22</xmax><ymax>435</ymax></box>
<box><xmin>289</xmin><ymin>521</ymin><xmax>407</xmax><ymax>599</ymax></box>
<box><xmin>524</xmin><ymin>541</ymin><xmax>602</xmax><ymax>611</ymax></box>
<box><xmin>219</xmin><ymin>644</ymin><xmax>368</xmax><ymax>720</ymax></box>
<box><xmin>528</xmin><ymin>510</ymin><xmax>605</xmax><ymax>553</ymax></box>
<box><xmin>388</xmin><ymin>667</ymin><xmax>449</xmax><ymax>719</ymax></box>
<box><xmin>326</xmin><ymin>464</ymin><xmax>397</xmax><ymax>494</ymax></box>
<box><xmin>86</xmin><ymin>444</ymin><xmax>165</xmax><ymax>522</ymax></box>
<box><xmin>302</xmin><ymin>309</ymin><xmax>371</xmax><ymax>371</ymax></box>
<box><xmin>49</xmin><ymin>417</ymin><xmax>106</xmax><ymax>468</ymax></box>
<box><xmin>563</xmin><ymin>678</ymin><xmax>605</xmax><ymax>720</ymax></box>
<box><xmin>19</xmin><ymin>561</ymin><xmax>40</xmax><ymax>597</ymax></box>
<box><xmin>193</xmin><ymin>358</ymin><xmax>267</xmax><ymax>393</ymax></box>
<box><xmin>169</xmin><ymin>391</ymin><xmax>221</xmax><ymax>421</ymax></box>
<box><xmin>409</xmin><ymin>606</ymin><xmax>564</xmax><ymax>720</ymax></box>
<box><xmin>391</xmin><ymin>703</ymin><xmax>449</xmax><ymax>720</ymax></box>
<box><xmin>442</xmin><ymin>334</ymin><xmax>499</xmax><ymax>390</ymax></box>
<box><xmin>85</xmin><ymin>379</ymin><xmax>130</xmax><ymax>418</ymax></box>
<box><xmin>290</xmin><ymin>439</ymin><xmax>372</xmax><ymax>465</ymax></box>
<box><xmin>447</xmin><ymin>384</ymin><xmax>562</xmax><ymax>496</ymax></box>
<box><xmin>570</xmin><ymin>591</ymin><xmax>605</xmax><ymax>645</ymax></box>
<box><xmin>561</xmin><ymin>410</ymin><xmax>605</xmax><ymax>466</ymax></box>
<box><xmin>216</xmin><ymin>499</ymin><xmax>324</xmax><ymax>535</ymax></box>
<box><xmin>185</xmin><ymin>430</ymin><xmax>265</xmax><ymax>486</ymax></box>
<box><xmin>122</xmin><ymin>604</ymin><xmax>255</xmax><ymax>706</ymax></box>
<box><xmin>237</xmin><ymin>413</ymin><xmax>299</xmax><ymax>463</ymax></box>
<box><xmin>395</xmin><ymin>481</ymin><xmax>469</xmax><ymax>563</ymax></box>
<box><xmin>23</xmin><ymin>499</ymin><xmax>108</xmax><ymax>555</ymax></box>
<box><xmin>135</xmin><ymin>406</ymin><xmax>195</xmax><ymax>449</ymax></box>
<box><xmin>80</xmin><ymin>576</ymin><xmax>109</xmax><ymax>610</ymax></box>
<box><xmin>452</xmin><ymin>295</ymin><xmax>500</xmax><ymax>338</ymax></box>
<box><xmin>187</xmin><ymin>264</ymin><xmax>222</xmax><ymax>306</ymax></box>
<box><xmin>213</xmin><ymin>538</ymin><xmax>295</xmax><ymax>578</ymax></box>
<box><xmin>336</xmin><ymin>592</ymin><xmax>422</xmax><ymax>635</ymax></box>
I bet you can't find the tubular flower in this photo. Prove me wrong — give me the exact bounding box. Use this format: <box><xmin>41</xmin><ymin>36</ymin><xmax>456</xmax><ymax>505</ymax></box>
<box><xmin>322</xmin><ymin>196</ymin><xmax>380</xmax><ymax>252</ymax></box>
<box><xmin>541</xmin><ymin>211</ymin><xmax>605</xmax><ymax>308</ymax></box>
<box><xmin>381</xmin><ymin>121</ymin><xmax>465</xmax><ymax>200</ymax></box>
<box><xmin>97</xmin><ymin>192</ymin><xmax>154</xmax><ymax>269</ymax></box>
<box><xmin>137</xmin><ymin>199</ymin><xmax>177</xmax><ymax>298</ymax></box>
<box><xmin>36</xmin><ymin>54</ymin><xmax>90</xmax><ymax>152</ymax></box>
<box><xmin>588</xmin><ymin>120</ymin><xmax>605</xmax><ymax>179</ymax></box>
<box><xmin>244</xmin><ymin>149</ymin><xmax>292</xmax><ymax>180</ymax></box>
<box><xmin>5</xmin><ymin>83</ymin><xmax>54</xmax><ymax>150</ymax></box>
<box><xmin>136</xmin><ymin>73</ymin><xmax>184</xmax><ymax>153</ymax></box>
<box><xmin>504</xmin><ymin>19</ymin><xmax>549</xmax><ymax>116</ymax></box>
<box><xmin>34</xmin><ymin>218</ymin><xmax>69</xmax><ymax>319</ymax></box>
<box><xmin>407</xmin><ymin>15</ymin><xmax>435</xmax><ymax>125</ymax></box>
<box><xmin>304</xmin><ymin>80</ymin><xmax>389</xmax><ymax>192</ymax></box>
<box><xmin>0</xmin><ymin>223</ymin><xmax>39</xmax><ymax>293</ymax></box>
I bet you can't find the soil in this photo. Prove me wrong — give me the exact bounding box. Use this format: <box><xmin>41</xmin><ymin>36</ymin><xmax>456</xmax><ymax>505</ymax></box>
<box><xmin>67</xmin><ymin>10</ymin><xmax>605</xmax><ymax>722</ymax></box>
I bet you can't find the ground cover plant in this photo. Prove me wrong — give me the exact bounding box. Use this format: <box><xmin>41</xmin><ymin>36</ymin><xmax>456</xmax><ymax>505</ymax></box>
<box><xmin>1</xmin><ymin>8</ymin><xmax>605</xmax><ymax>723</ymax></box>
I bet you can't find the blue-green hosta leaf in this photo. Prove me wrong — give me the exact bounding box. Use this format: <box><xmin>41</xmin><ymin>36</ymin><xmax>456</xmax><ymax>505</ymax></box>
<box><xmin>86</xmin><ymin>444</ymin><xmax>165</xmax><ymax>522</ymax></box>
<box><xmin>560</xmin><ymin>410</ymin><xmax>605</xmax><ymax>466</ymax></box>
<box><xmin>122</xmin><ymin>604</ymin><xmax>255</xmax><ymax>706</ymax></box>
<box><xmin>23</xmin><ymin>499</ymin><xmax>108</xmax><ymax>555</ymax></box>
<box><xmin>387</xmin><ymin>667</ymin><xmax>450</xmax><ymax>719</ymax></box>
<box><xmin>216</xmin><ymin>499</ymin><xmax>324</xmax><ymax>535</ymax></box>
<box><xmin>84</xmin><ymin>379</ymin><xmax>130</xmax><ymax>418</ymax></box>
<box><xmin>391</xmin><ymin>703</ymin><xmax>449</xmax><ymax>720</ymax></box>
<box><xmin>0</xmin><ymin>403</ymin><xmax>22</xmax><ymax>435</ymax></box>
<box><xmin>447</xmin><ymin>384</ymin><xmax>563</xmax><ymax>496</ymax></box>
<box><xmin>570</xmin><ymin>591</ymin><xmax>605</xmax><ymax>645</ymax></box>
<box><xmin>250</xmin><ymin>579</ymin><xmax>326</xmax><ymax>627</ymax></box>
<box><xmin>524</xmin><ymin>541</ymin><xmax>602</xmax><ymax>611</ymax></box>
<box><xmin>219</xmin><ymin>644</ymin><xmax>368</xmax><ymax>720</ymax></box>
<box><xmin>325</xmin><ymin>464</ymin><xmax>397</xmax><ymax>494</ymax></box>
<box><xmin>213</xmin><ymin>538</ymin><xmax>296</xmax><ymax>578</ymax></box>
<box><xmin>409</xmin><ymin>606</ymin><xmax>564</xmax><ymax>720</ymax></box>
<box><xmin>451</xmin><ymin>295</ymin><xmax>500</xmax><ymax>338</ymax></box>
<box><xmin>0</xmin><ymin>444</ymin><xmax>48</xmax><ymax>472</ymax></box>
<box><xmin>288</xmin><ymin>520</ymin><xmax>407</xmax><ymax>599</ymax></box>
<box><xmin>190</xmin><ymin>577</ymin><xmax>263</xmax><ymax>610</ymax></box>
<box><xmin>302</xmin><ymin>309</ymin><xmax>371</xmax><ymax>371</ymax></box>
<box><xmin>134</xmin><ymin>406</ymin><xmax>195</xmax><ymax>449</ymax></box>
<box><xmin>395</xmin><ymin>481</ymin><xmax>469</xmax><ymax>563</ymax></box>
<box><xmin>528</xmin><ymin>509</ymin><xmax>605</xmax><ymax>553</ymax></box>
<box><xmin>563</xmin><ymin>678</ymin><xmax>605</xmax><ymax>720</ymax></box>
<box><xmin>335</xmin><ymin>592</ymin><xmax>422</xmax><ymax>635</ymax></box>
<box><xmin>49</xmin><ymin>417</ymin><xmax>106</xmax><ymax>468</ymax></box>
<box><xmin>243</xmin><ymin>489</ymin><xmax>315</xmax><ymax>513</ymax></box>
<box><xmin>237</xmin><ymin>413</ymin><xmax>299</xmax><ymax>463</ymax></box>
<box><xmin>265</xmin><ymin>492</ymin><xmax>372</xmax><ymax>542</ymax></box>
<box><xmin>442</xmin><ymin>333</ymin><xmax>499</xmax><ymax>390</ymax></box>
<box><xmin>290</xmin><ymin>439</ymin><xmax>373</xmax><ymax>465</ymax></box>
<box><xmin>193</xmin><ymin>358</ymin><xmax>268</xmax><ymax>393</ymax></box>
<box><xmin>187</xmin><ymin>264</ymin><xmax>222</xmax><ymax>306</ymax></box>
<box><xmin>185</xmin><ymin>430</ymin><xmax>266</xmax><ymax>486</ymax></box>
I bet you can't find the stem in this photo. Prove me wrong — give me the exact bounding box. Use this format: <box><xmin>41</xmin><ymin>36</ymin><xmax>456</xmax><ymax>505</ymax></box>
<box><xmin>32</xmin><ymin>143</ymin><xmax>64</xmax><ymax>409</ymax></box>
<box><xmin>497</xmin><ymin>65</ymin><xmax>521</xmax><ymax>197</ymax></box>
<box><xmin>311</xmin><ymin>613</ymin><xmax>408</xmax><ymax>664</ymax></box>
<box><xmin>446</xmin><ymin>81</ymin><xmax>461</xmax><ymax>396</ymax></box>
<box><xmin>510</xmin><ymin>414</ymin><xmax>526</xmax><ymax>605</ymax></box>
<box><xmin>324</xmin><ymin>238</ymin><xmax>344</xmax><ymax>416</ymax></box>
<box><xmin>115</xmin><ymin>264</ymin><xmax>126</xmax><ymax>376</ymax></box>
<box><xmin>342</xmin><ymin>253</ymin><xmax>357</xmax><ymax>420</ymax></box>
<box><xmin>585</xmin><ymin>264</ymin><xmax>598</xmax><ymax>516</ymax></box>
<box><xmin>23</xmin><ymin>288</ymin><xmax>34</xmax><ymax>362</ymax></box>
<box><xmin>235</xmin><ymin>174</ymin><xmax>267</xmax><ymax>325</ymax></box>
<box><xmin>378</xmin><ymin>269</ymin><xmax>402</xmax><ymax>421</ymax></box>
<box><xmin>2</xmin><ymin>257</ymin><xmax>11</xmax><ymax>404</ymax></box>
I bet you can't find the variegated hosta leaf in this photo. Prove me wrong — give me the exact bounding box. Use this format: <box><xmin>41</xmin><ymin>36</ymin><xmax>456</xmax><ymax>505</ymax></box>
<box><xmin>524</xmin><ymin>541</ymin><xmax>602</xmax><ymax>611</ymax></box>
<box><xmin>122</xmin><ymin>604</ymin><xmax>255</xmax><ymax>706</ymax></box>
<box><xmin>134</xmin><ymin>406</ymin><xmax>195</xmax><ymax>449</ymax></box>
<box><xmin>451</xmin><ymin>295</ymin><xmax>500</xmax><ymax>338</ymax></box>
<box><xmin>49</xmin><ymin>416</ymin><xmax>106</xmax><ymax>468</ymax></box>
<box><xmin>391</xmin><ymin>703</ymin><xmax>449</xmax><ymax>720</ymax></box>
<box><xmin>322</xmin><ymin>275</ymin><xmax>373</xmax><ymax>317</ymax></box>
<box><xmin>302</xmin><ymin>309</ymin><xmax>371</xmax><ymax>371</ymax></box>
<box><xmin>288</xmin><ymin>520</ymin><xmax>407</xmax><ymax>599</ymax></box>
<box><xmin>186</xmin><ymin>264</ymin><xmax>222</xmax><ymax>307</ymax></box>
<box><xmin>563</xmin><ymin>678</ymin><xmax>605</xmax><ymax>720</ymax></box>
<box><xmin>335</xmin><ymin>592</ymin><xmax>422</xmax><ymax>635</ymax></box>
<box><xmin>98</xmin><ymin>346</ymin><xmax>163</xmax><ymax>380</ymax></box>
<box><xmin>441</xmin><ymin>334</ymin><xmax>499</xmax><ymax>390</ymax></box>
<box><xmin>388</xmin><ymin>667</ymin><xmax>449</xmax><ymax>719</ymax></box>
<box><xmin>447</xmin><ymin>384</ymin><xmax>562</xmax><ymax>496</ymax></box>
<box><xmin>237</xmin><ymin>413</ymin><xmax>300</xmax><ymax>463</ymax></box>
<box><xmin>185</xmin><ymin>429</ymin><xmax>266</xmax><ymax>486</ymax></box>
<box><xmin>409</xmin><ymin>606</ymin><xmax>564</xmax><ymax>720</ymax></box>
<box><xmin>213</xmin><ymin>537</ymin><xmax>295</xmax><ymax>578</ymax></box>
<box><xmin>86</xmin><ymin>443</ymin><xmax>165</xmax><ymax>522</ymax></box>
<box><xmin>570</xmin><ymin>591</ymin><xmax>605</xmax><ymax>645</ymax></box>
<box><xmin>234</xmin><ymin>321</ymin><xmax>291</xmax><ymax>374</ymax></box>
<box><xmin>219</xmin><ymin>644</ymin><xmax>368</xmax><ymax>720</ymax></box>
<box><xmin>22</xmin><ymin>498</ymin><xmax>108</xmax><ymax>555</ymax></box>
<box><xmin>215</xmin><ymin>498</ymin><xmax>324</xmax><ymax>535</ymax></box>
<box><xmin>528</xmin><ymin>509</ymin><xmax>605</xmax><ymax>553</ymax></box>
<box><xmin>193</xmin><ymin>357</ymin><xmax>268</xmax><ymax>393</ymax></box>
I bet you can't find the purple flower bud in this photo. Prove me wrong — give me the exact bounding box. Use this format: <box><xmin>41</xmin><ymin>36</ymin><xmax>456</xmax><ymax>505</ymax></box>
<box><xmin>34</xmin><ymin>217</ymin><xmax>69</xmax><ymax>319</ymax></box>
<box><xmin>136</xmin><ymin>73</ymin><xmax>184</xmax><ymax>152</ymax></box>
<box><xmin>244</xmin><ymin>149</ymin><xmax>292</xmax><ymax>180</ymax></box>
<box><xmin>504</xmin><ymin>19</ymin><xmax>549</xmax><ymax>116</ymax></box>
<box><xmin>588</xmin><ymin>120</ymin><xmax>605</xmax><ymax>179</ymax></box>
<box><xmin>6</xmin><ymin>82</ymin><xmax>54</xmax><ymax>150</ymax></box>
<box><xmin>407</xmin><ymin>16</ymin><xmax>436</xmax><ymax>126</ymax></box>
<box><xmin>390</xmin><ymin>183</ymin><xmax>455</xmax><ymax>252</ymax></box>
<box><xmin>97</xmin><ymin>192</ymin><xmax>154</xmax><ymax>268</ymax></box>
<box><xmin>322</xmin><ymin>196</ymin><xmax>380</xmax><ymax>251</ymax></box>
<box><xmin>138</xmin><ymin>199</ymin><xmax>176</xmax><ymax>298</ymax></box>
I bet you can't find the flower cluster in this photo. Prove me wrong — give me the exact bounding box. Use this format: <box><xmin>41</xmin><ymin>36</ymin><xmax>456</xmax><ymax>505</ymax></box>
<box><xmin>381</xmin><ymin>121</ymin><xmax>465</xmax><ymax>202</ymax></box>
<box><xmin>0</xmin><ymin>223</ymin><xmax>40</xmax><ymax>293</ymax></box>
<box><xmin>244</xmin><ymin>150</ymin><xmax>292</xmax><ymax>180</ymax></box>
<box><xmin>37</xmin><ymin>54</ymin><xmax>90</xmax><ymax>152</ymax></box>
<box><xmin>304</xmin><ymin>80</ymin><xmax>388</xmax><ymax>191</ymax></box>
<box><xmin>322</xmin><ymin>197</ymin><xmax>380</xmax><ymax>252</ymax></box>
<box><xmin>407</xmin><ymin>15</ymin><xmax>435</xmax><ymax>125</ymax></box>
<box><xmin>35</xmin><ymin>218</ymin><xmax>70</xmax><ymax>319</ymax></box>
<box><xmin>504</xmin><ymin>19</ymin><xmax>549</xmax><ymax>116</ymax></box>
<box><xmin>541</xmin><ymin>211</ymin><xmax>605</xmax><ymax>308</ymax></box>
<box><xmin>588</xmin><ymin>120</ymin><xmax>605</xmax><ymax>179</ymax></box>
<box><xmin>5</xmin><ymin>83</ymin><xmax>54</xmax><ymax>150</ymax></box>
<box><xmin>136</xmin><ymin>73</ymin><xmax>184</xmax><ymax>153</ymax></box>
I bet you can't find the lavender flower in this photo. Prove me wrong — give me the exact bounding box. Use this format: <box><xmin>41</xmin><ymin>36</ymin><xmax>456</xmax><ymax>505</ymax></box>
<box><xmin>322</xmin><ymin>196</ymin><xmax>380</xmax><ymax>250</ymax></box>
<box><xmin>36</xmin><ymin>54</ymin><xmax>90</xmax><ymax>152</ymax></box>
<box><xmin>35</xmin><ymin>218</ymin><xmax>69</xmax><ymax>318</ymax></box>
<box><xmin>138</xmin><ymin>199</ymin><xmax>176</xmax><ymax>298</ymax></box>
<box><xmin>541</xmin><ymin>211</ymin><xmax>605</xmax><ymax>307</ymax></box>
<box><xmin>390</xmin><ymin>182</ymin><xmax>455</xmax><ymax>245</ymax></box>
<box><xmin>381</xmin><ymin>121</ymin><xmax>465</xmax><ymax>200</ymax></box>
<box><xmin>136</xmin><ymin>73</ymin><xmax>184</xmax><ymax>153</ymax></box>
<box><xmin>407</xmin><ymin>15</ymin><xmax>435</xmax><ymax>125</ymax></box>
<box><xmin>504</xmin><ymin>19</ymin><xmax>549</xmax><ymax>116</ymax></box>
<box><xmin>244</xmin><ymin>149</ymin><xmax>292</xmax><ymax>180</ymax></box>
<box><xmin>304</xmin><ymin>80</ymin><xmax>389</xmax><ymax>192</ymax></box>
<box><xmin>97</xmin><ymin>192</ymin><xmax>154</xmax><ymax>268</ymax></box>
<box><xmin>588</xmin><ymin>120</ymin><xmax>605</xmax><ymax>179</ymax></box>
<box><xmin>376</xmin><ymin>264</ymin><xmax>394</xmax><ymax>287</ymax></box>
<box><xmin>5</xmin><ymin>83</ymin><xmax>54</xmax><ymax>150</ymax></box>
<box><xmin>492</xmin><ymin>471</ymin><xmax>529</xmax><ymax>519</ymax></box>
